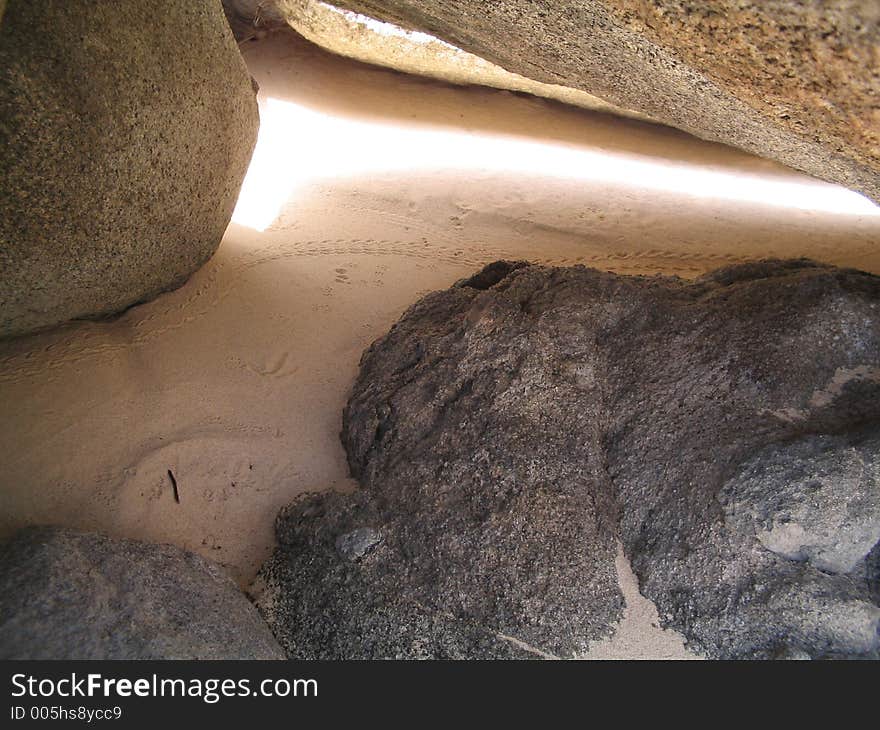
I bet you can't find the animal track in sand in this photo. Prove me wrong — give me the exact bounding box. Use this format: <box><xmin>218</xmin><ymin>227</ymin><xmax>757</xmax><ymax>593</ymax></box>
<box><xmin>0</xmin><ymin>235</ymin><xmax>749</xmax><ymax>383</ymax></box>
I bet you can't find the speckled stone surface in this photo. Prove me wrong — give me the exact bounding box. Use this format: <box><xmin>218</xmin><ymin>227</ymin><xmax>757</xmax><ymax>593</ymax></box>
<box><xmin>0</xmin><ymin>526</ymin><xmax>285</xmax><ymax>659</ymax></box>
<box><xmin>258</xmin><ymin>259</ymin><xmax>880</xmax><ymax>659</ymax></box>
<box><xmin>0</xmin><ymin>0</ymin><xmax>259</xmax><ymax>338</ymax></box>
<box><xmin>326</xmin><ymin>0</ymin><xmax>879</xmax><ymax>202</ymax></box>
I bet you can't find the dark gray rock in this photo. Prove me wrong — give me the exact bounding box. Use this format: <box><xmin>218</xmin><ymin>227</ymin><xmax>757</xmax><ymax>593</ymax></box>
<box><xmin>328</xmin><ymin>0</ymin><xmax>879</xmax><ymax>203</ymax></box>
<box><xmin>0</xmin><ymin>1</ymin><xmax>259</xmax><ymax>338</ymax></box>
<box><xmin>260</xmin><ymin>258</ymin><xmax>880</xmax><ymax>659</ymax></box>
<box><xmin>256</xmin><ymin>306</ymin><xmax>626</xmax><ymax>659</ymax></box>
<box><xmin>600</xmin><ymin>260</ymin><xmax>880</xmax><ymax>658</ymax></box>
<box><xmin>255</xmin><ymin>491</ymin><xmax>547</xmax><ymax>659</ymax></box>
<box><xmin>0</xmin><ymin>526</ymin><xmax>284</xmax><ymax>659</ymax></box>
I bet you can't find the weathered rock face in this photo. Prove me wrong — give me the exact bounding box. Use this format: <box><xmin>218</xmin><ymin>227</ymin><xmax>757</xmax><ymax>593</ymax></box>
<box><xmin>310</xmin><ymin>0</ymin><xmax>879</xmax><ymax>203</ymax></box>
<box><xmin>259</xmin><ymin>259</ymin><xmax>880</xmax><ymax>659</ymax></box>
<box><xmin>255</xmin><ymin>488</ymin><xmax>603</xmax><ymax>658</ymax></box>
<box><xmin>0</xmin><ymin>526</ymin><xmax>284</xmax><ymax>659</ymax></box>
<box><xmin>0</xmin><ymin>1</ymin><xmax>259</xmax><ymax>338</ymax></box>
<box><xmin>248</xmin><ymin>0</ymin><xmax>649</xmax><ymax>122</ymax></box>
<box><xmin>256</xmin><ymin>438</ymin><xmax>623</xmax><ymax>658</ymax></box>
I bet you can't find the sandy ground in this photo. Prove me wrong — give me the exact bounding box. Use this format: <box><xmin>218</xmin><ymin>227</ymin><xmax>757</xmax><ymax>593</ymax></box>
<box><xmin>2</xmin><ymin>29</ymin><xmax>878</xmax><ymax>658</ymax></box>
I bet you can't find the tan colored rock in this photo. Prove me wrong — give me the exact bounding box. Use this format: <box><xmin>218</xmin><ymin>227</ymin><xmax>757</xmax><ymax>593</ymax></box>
<box><xmin>611</xmin><ymin>1</ymin><xmax>879</xmax><ymax>196</ymax></box>
<box><xmin>0</xmin><ymin>1</ymin><xmax>259</xmax><ymax>338</ymax></box>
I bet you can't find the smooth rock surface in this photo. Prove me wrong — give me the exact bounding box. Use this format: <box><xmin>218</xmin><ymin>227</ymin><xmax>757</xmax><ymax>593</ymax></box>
<box><xmin>261</xmin><ymin>0</ymin><xmax>652</xmax><ymax>121</ymax></box>
<box><xmin>4</xmin><ymin>28</ymin><xmax>878</xmax><ymax>600</ymax></box>
<box><xmin>314</xmin><ymin>0</ymin><xmax>880</xmax><ymax>203</ymax></box>
<box><xmin>260</xmin><ymin>259</ymin><xmax>880</xmax><ymax>659</ymax></box>
<box><xmin>0</xmin><ymin>0</ymin><xmax>259</xmax><ymax>338</ymax></box>
<box><xmin>0</xmin><ymin>526</ymin><xmax>284</xmax><ymax>659</ymax></box>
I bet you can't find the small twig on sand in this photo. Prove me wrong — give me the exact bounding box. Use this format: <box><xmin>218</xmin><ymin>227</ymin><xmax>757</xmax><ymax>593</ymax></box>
<box><xmin>167</xmin><ymin>469</ymin><xmax>180</xmax><ymax>504</ymax></box>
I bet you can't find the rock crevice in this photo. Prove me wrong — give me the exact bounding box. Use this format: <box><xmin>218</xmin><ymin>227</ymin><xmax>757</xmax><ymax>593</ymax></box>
<box><xmin>247</xmin><ymin>0</ymin><xmax>880</xmax><ymax>202</ymax></box>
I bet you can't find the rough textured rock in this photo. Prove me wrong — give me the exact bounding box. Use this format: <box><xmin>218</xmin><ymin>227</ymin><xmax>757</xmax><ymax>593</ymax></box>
<box><xmin>721</xmin><ymin>433</ymin><xmax>880</xmax><ymax>575</ymax></box>
<box><xmin>0</xmin><ymin>1</ymin><xmax>259</xmax><ymax>338</ymax></box>
<box><xmin>0</xmin><ymin>526</ymin><xmax>284</xmax><ymax>659</ymax></box>
<box><xmin>255</xmin><ymin>277</ymin><xmax>626</xmax><ymax>658</ymax></box>
<box><xmin>256</xmin><ymin>455</ymin><xmax>623</xmax><ymax>658</ymax></box>
<box><xmin>251</xmin><ymin>0</ymin><xmax>649</xmax><ymax>121</ymax></box>
<box><xmin>260</xmin><ymin>259</ymin><xmax>880</xmax><ymax>659</ymax></box>
<box><xmin>254</xmin><ymin>491</ymin><xmax>550</xmax><ymax>658</ymax></box>
<box><xmin>305</xmin><ymin>0</ymin><xmax>879</xmax><ymax>202</ymax></box>
<box><xmin>597</xmin><ymin>260</ymin><xmax>880</xmax><ymax>658</ymax></box>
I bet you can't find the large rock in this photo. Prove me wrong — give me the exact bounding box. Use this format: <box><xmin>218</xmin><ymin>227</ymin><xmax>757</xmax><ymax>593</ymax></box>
<box><xmin>256</xmin><ymin>477</ymin><xmax>622</xmax><ymax>659</ymax></box>
<box><xmin>0</xmin><ymin>526</ymin><xmax>284</xmax><ymax>659</ymax></box>
<box><xmin>0</xmin><ymin>1</ymin><xmax>259</xmax><ymax>338</ymax></box>
<box><xmin>276</xmin><ymin>0</ymin><xmax>879</xmax><ymax>203</ymax></box>
<box><xmin>259</xmin><ymin>259</ymin><xmax>880</xmax><ymax>659</ymax></box>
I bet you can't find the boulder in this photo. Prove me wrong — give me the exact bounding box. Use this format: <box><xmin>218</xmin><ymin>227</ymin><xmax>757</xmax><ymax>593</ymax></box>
<box><xmin>256</xmin><ymin>472</ymin><xmax>622</xmax><ymax>658</ymax></box>
<box><xmin>259</xmin><ymin>259</ymin><xmax>880</xmax><ymax>659</ymax></box>
<box><xmin>0</xmin><ymin>0</ymin><xmax>259</xmax><ymax>338</ymax></box>
<box><xmin>0</xmin><ymin>526</ymin><xmax>284</xmax><ymax>659</ymax></box>
<box><xmin>247</xmin><ymin>0</ymin><xmax>650</xmax><ymax>121</ymax></box>
<box><xmin>284</xmin><ymin>0</ymin><xmax>880</xmax><ymax>203</ymax></box>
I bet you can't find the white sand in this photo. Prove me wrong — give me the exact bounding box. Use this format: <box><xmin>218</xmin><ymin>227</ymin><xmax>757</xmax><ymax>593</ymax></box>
<box><xmin>2</xmin><ymin>29</ymin><xmax>878</xmax><ymax>658</ymax></box>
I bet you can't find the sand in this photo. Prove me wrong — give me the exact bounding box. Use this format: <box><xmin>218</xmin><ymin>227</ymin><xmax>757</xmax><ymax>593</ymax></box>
<box><xmin>1</xmin><ymin>28</ymin><xmax>878</xmax><ymax>658</ymax></box>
